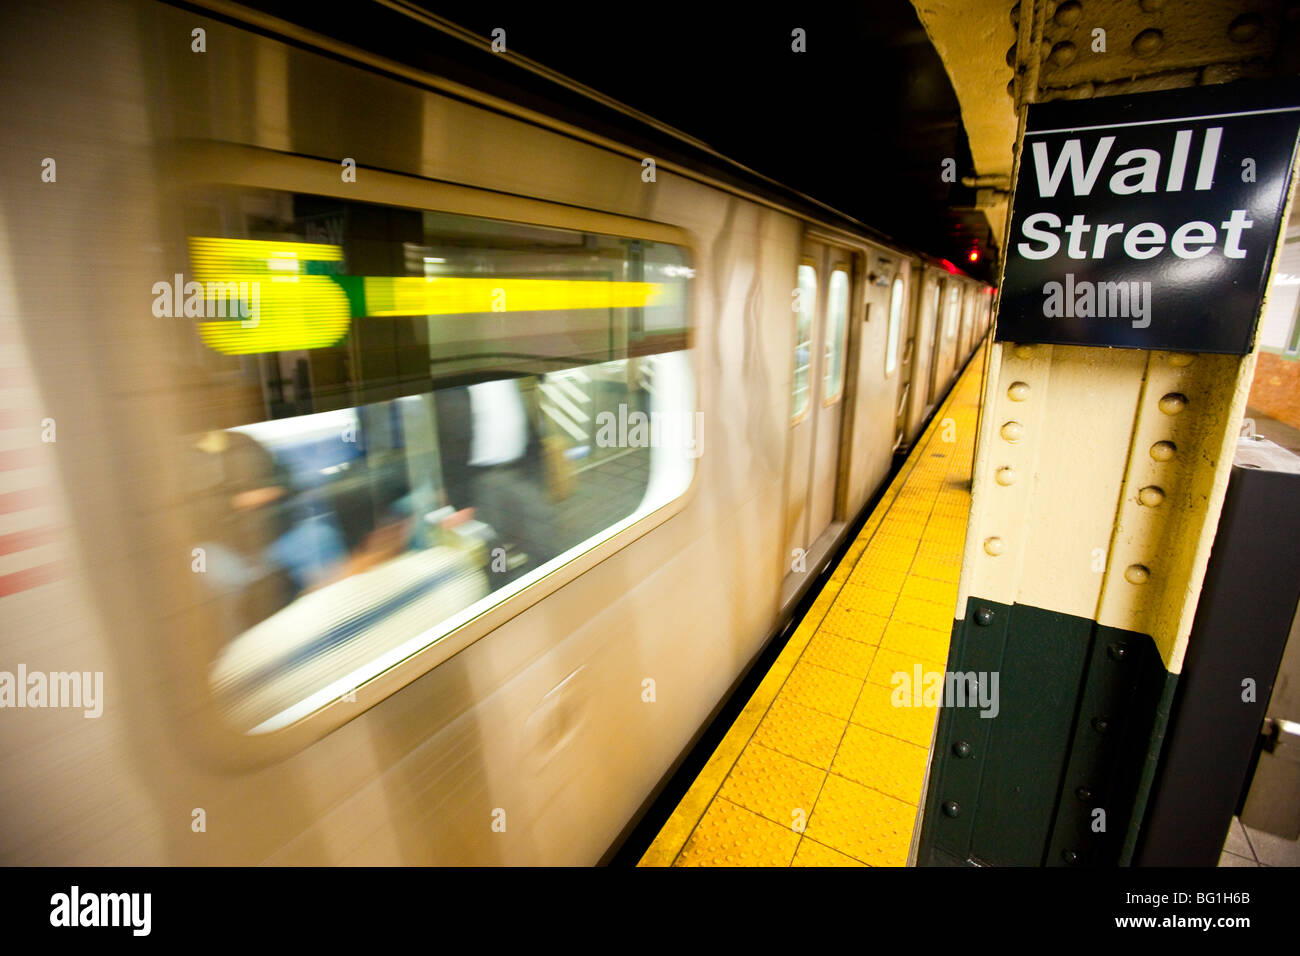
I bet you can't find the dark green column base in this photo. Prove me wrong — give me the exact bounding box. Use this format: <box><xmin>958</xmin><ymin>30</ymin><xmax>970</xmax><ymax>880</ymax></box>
<box><xmin>917</xmin><ymin>599</ymin><xmax>1172</xmax><ymax>867</ymax></box>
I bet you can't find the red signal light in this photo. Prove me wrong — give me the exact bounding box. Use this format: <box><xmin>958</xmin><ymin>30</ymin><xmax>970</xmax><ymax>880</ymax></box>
<box><xmin>968</xmin><ymin>250</ymin><xmax>979</xmax><ymax>263</ymax></box>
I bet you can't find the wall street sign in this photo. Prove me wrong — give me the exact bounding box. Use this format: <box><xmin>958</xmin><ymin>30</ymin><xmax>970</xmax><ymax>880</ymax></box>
<box><xmin>996</xmin><ymin>81</ymin><xmax>1300</xmax><ymax>354</ymax></box>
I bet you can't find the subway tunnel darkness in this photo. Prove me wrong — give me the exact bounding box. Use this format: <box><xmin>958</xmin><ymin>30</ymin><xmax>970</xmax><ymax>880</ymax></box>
<box><xmin>250</xmin><ymin>0</ymin><xmax>994</xmax><ymax>278</ymax></box>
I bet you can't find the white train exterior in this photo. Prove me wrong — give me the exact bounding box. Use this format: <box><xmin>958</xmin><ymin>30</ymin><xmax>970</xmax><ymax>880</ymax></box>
<box><xmin>0</xmin><ymin>0</ymin><xmax>991</xmax><ymax>864</ymax></box>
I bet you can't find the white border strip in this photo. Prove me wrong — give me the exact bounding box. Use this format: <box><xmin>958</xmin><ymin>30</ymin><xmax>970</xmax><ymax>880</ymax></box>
<box><xmin>1026</xmin><ymin>106</ymin><xmax>1300</xmax><ymax>138</ymax></box>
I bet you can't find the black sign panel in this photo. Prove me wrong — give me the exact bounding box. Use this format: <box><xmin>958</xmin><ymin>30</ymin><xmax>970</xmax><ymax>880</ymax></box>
<box><xmin>996</xmin><ymin>81</ymin><xmax>1300</xmax><ymax>354</ymax></box>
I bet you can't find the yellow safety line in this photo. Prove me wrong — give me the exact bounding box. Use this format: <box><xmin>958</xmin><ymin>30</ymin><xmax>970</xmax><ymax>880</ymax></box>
<box><xmin>639</xmin><ymin>346</ymin><xmax>986</xmax><ymax>867</ymax></box>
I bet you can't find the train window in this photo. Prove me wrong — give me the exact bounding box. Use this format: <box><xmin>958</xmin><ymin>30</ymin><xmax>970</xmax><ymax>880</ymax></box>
<box><xmin>178</xmin><ymin>188</ymin><xmax>694</xmax><ymax>735</ymax></box>
<box><xmin>945</xmin><ymin>285</ymin><xmax>961</xmax><ymax>339</ymax></box>
<box><xmin>885</xmin><ymin>276</ymin><xmax>904</xmax><ymax>376</ymax></box>
<box><xmin>823</xmin><ymin>267</ymin><xmax>850</xmax><ymax>402</ymax></box>
<box><xmin>792</xmin><ymin>263</ymin><xmax>817</xmax><ymax>420</ymax></box>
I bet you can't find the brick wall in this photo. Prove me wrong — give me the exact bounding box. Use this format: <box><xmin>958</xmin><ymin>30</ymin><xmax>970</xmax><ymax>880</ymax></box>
<box><xmin>1249</xmin><ymin>351</ymin><xmax>1300</xmax><ymax>430</ymax></box>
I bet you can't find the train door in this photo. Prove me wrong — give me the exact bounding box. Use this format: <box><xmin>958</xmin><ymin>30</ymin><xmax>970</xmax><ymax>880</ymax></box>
<box><xmin>784</xmin><ymin>240</ymin><xmax>854</xmax><ymax>580</ymax></box>
<box><xmin>958</xmin><ymin>283</ymin><xmax>973</xmax><ymax>359</ymax></box>
<box><xmin>887</xmin><ymin>262</ymin><xmax>913</xmax><ymax>451</ymax></box>
<box><xmin>923</xmin><ymin>274</ymin><xmax>946</xmax><ymax>417</ymax></box>
<box><xmin>901</xmin><ymin>263</ymin><xmax>933</xmax><ymax>447</ymax></box>
<box><xmin>841</xmin><ymin>248</ymin><xmax>906</xmax><ymax>516</ymax></box>
<box><xmin>929</xmin><ymin>279</ymin><xmax>959</xmax><ymax>403</ymax></box>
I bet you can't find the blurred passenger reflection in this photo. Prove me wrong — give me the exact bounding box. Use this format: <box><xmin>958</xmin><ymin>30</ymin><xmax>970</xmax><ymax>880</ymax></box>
<box><xmin>434</xmin><ymin>376</ymin><xmax>563</xmax><ymax>586</ymax></box>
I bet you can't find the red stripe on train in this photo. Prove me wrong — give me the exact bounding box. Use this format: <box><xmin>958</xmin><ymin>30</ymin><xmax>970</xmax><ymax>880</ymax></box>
<box><xmin>0</xmin><ymin>561</ymin><xmax>66</xmax><ymax>597</ymax></box>
<box><xmin>0</xmin><ymin>526</ymin><xmax>59</xmax><ymax>555</ymax></box>
<box><xmin>0</xmin><ymin>487</ymin><xmax>49</xmax><ymax>513</ymax></box>
<box><xmin>0</xmin><ymin>447</ymin><xmax>40</xmax><ymax>470</ymax></box>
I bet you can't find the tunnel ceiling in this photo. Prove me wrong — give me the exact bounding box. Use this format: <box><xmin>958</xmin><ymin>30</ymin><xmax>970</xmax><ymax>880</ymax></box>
<box><xmin>230</xmin><ymin>1</ymin><xmax>994</xmax><ymax>278</ymax></box>
<box><xmin>417</xmin><ymin>3</ymin><xmax>994</xmax><ymax>277</ymax></box>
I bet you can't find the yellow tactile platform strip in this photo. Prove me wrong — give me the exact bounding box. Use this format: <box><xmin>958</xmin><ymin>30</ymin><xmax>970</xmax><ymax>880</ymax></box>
<box><xmin>640</xmin><ymin>349</ymin><xmax>984</xmax><ymax>867</ymax></box>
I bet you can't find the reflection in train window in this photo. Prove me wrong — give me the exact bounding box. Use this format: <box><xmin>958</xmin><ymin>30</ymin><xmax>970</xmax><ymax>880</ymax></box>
<box><xmin>823</xmin><ymin>268</ymin><xmax>849</xmax><ymax>402</ymax></box>
<box><xmin>792</xmin><ymin>263</ymin><xmax>817</xmax><ymax>421</ymax></box>
<box><xmin>885</xmin><ymin>276</ymin><xmax>904</xmax><ymax>376</ymax></box>
<box><xmin>180</xmin><ymin>189</ymin><xmax>695</xmax><ymax>734</ymax></box>
<box><xmin>945</xmin><ymin>285</ymin><xmax>961</xmax><ymax>339</ymax></box>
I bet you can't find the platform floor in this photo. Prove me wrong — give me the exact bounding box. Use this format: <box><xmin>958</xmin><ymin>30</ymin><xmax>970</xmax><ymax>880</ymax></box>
<box><xmin>640</xmin><ymin>350</ymin><xmax>985</xmax><ymax>867</ymax></box>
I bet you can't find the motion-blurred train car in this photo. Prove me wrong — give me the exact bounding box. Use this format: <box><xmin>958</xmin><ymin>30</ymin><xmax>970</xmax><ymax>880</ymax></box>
<box><xmin>0</xmin><ymin>0</ymin><xmax>991</xmax><ymax>864</ymax></box>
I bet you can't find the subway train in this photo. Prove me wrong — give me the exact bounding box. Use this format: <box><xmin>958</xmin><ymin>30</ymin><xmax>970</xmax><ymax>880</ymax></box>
<box><xmin>0</xmin><ymin>0</ymin><xmax>992</xmax><ymax>864</ymax></box>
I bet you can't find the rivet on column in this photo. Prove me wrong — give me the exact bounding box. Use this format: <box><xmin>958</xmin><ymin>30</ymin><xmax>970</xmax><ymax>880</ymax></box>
<box><xmin>1138</xmin><ymin>486</ymin><xmax>1165</xmax><ymax>507</ymax></box>
<box><xmin>1228</xmin><ymin>13</ymin><xmax>1263</xmax><ymax>42</ymax></box>
<box><xmin>1007</xmin><ymin>381</ymin><xmax>1030</xmax><ymax>401</ymax></box>
<box><xmin>1048</xmin><ymin>41</ymin><xmax>1077</xmax><ymax>67</ymax></box>
<box><xmin>1150</xmin><ymin>440</ymin><xmax>1176</xmax><ymax>462</ymax></box>
<box><xmin>1158</xmin><ymin>393</ymin><xmax>1188</xmax><ymax>415</ymax></box>
<box><xmin>1001</xmin><ymin>421</ymin><xmax>1024</xmax><ymax>442</ymax></box>
<box><xmin>984</xmin><ymin>536</ymin><xmax>1005</xmax><ymax>556</ymax></box>
<box><xmin>1133</xmin><ymin>28</ymin><xmax>1164</xmax><ymax>56</ymax></box>
<box><xmin>1125</xmin><ymin>564</ymin><xmax>1150</xmax><ymax>585</ymax></box>
<box><xmin>1054</xmin><ymin>1</ymin><xmax>1082</xmax><ymax>26</ymax></box>
<box><xmin>996</xmin><ymin>467</ymin><xmax>1016</xmax><ymax>486</ymax></box>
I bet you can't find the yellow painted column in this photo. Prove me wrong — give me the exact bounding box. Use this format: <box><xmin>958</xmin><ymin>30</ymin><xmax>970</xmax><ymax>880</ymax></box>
<box><xmin>911</xmin><ymin>0</ymin><xmax>1300</xmax><ymax>865</ymax></box>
